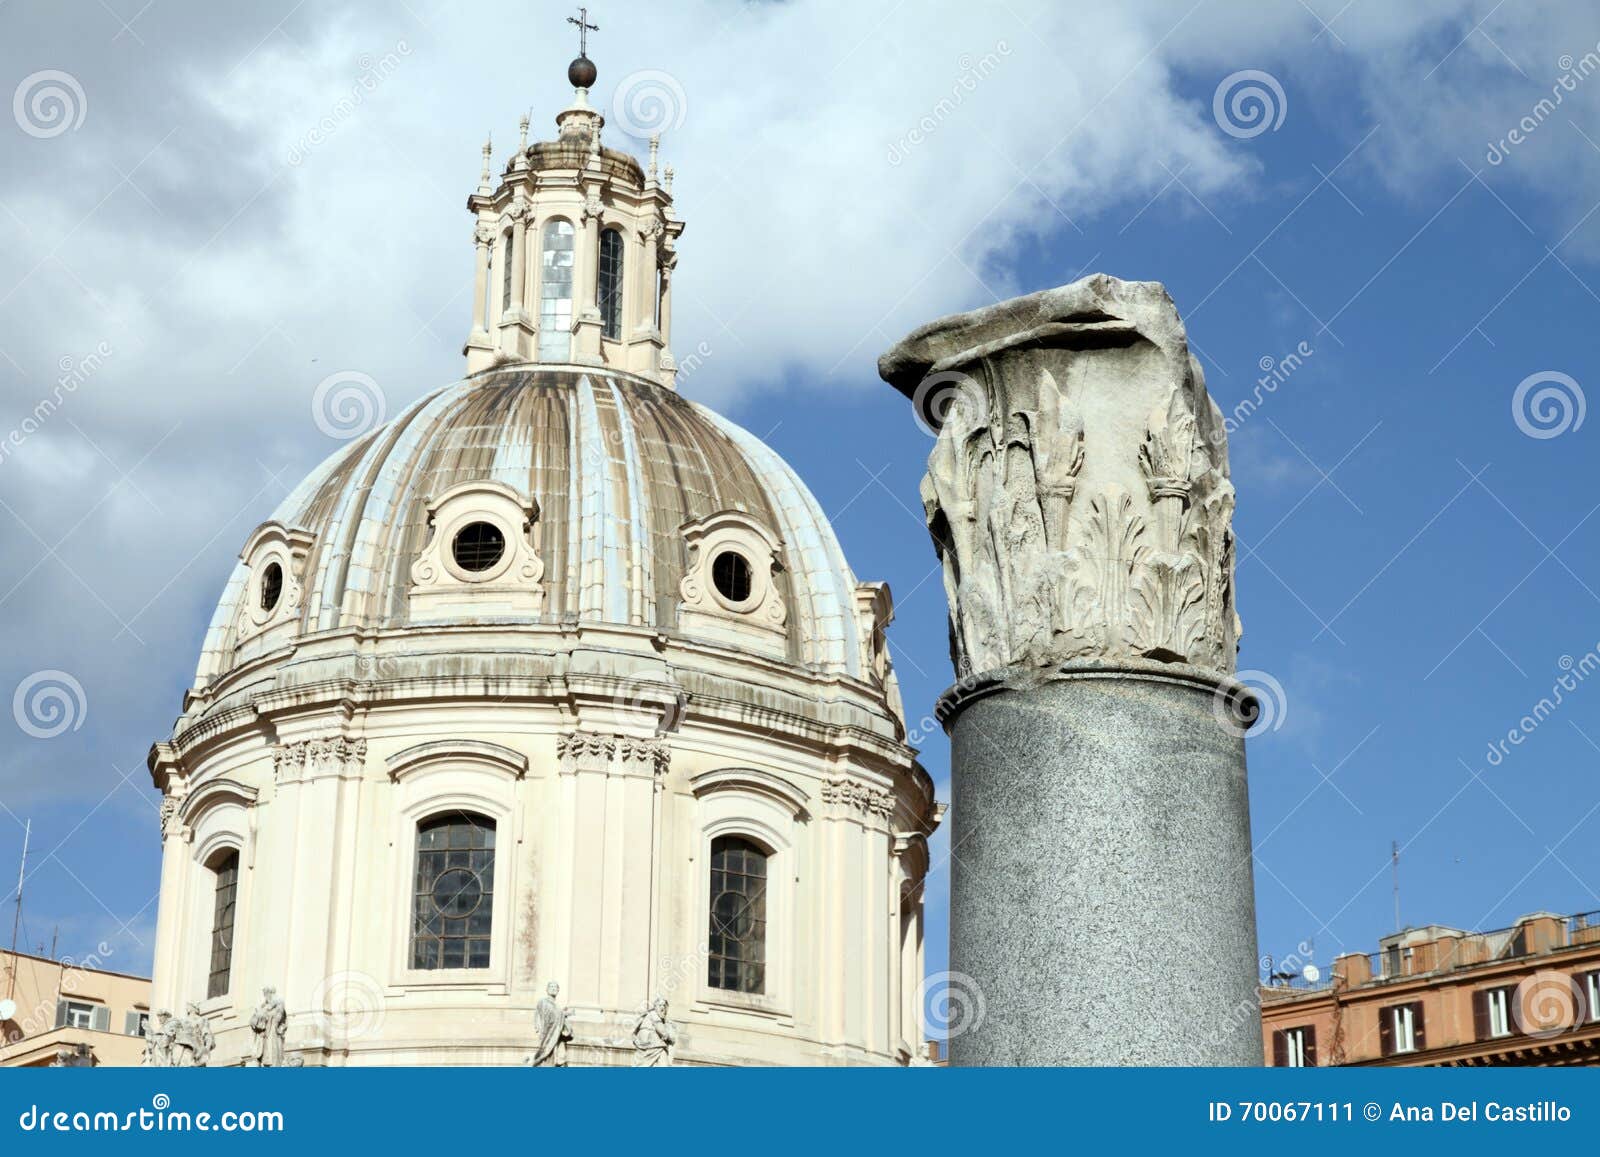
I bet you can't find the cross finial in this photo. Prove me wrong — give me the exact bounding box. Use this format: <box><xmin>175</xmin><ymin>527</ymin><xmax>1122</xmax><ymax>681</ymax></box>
<box><xmin>567</xmin><ymin>7</ymin><xmax>598</xmax><ymax>57</ymax></box>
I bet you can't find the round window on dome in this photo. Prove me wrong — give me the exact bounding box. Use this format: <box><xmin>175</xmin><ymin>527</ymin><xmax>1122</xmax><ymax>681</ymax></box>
<box><xmin>452</xmin><ymin>521</ymin><xmax>507</xmax><ymax>574</ymax></box>
<box><xmin>711</xmin><ymin>550</ymin><xmax>754</xmax><ymax>606</ymax></box>
<box><xmin>259</xmin><ymin>561</ymin><xmax>284</xmax><ymax>612</ymax></box>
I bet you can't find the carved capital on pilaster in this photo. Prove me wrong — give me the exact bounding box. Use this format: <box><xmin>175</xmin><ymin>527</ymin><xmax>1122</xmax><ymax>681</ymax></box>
<box><xmin>557</xmin><ymin>731</ymin><xmax>671</xmax><ymax>780</ymax></box>
<box><xmin>557</xmin><ymin>730</ymin><xmax>617</xmax><ymax>773</ymax></box>
<box><xmin>273</xmin><ymin>736</ymin><xmax>367</xmax><ymax>785</ymax></box>
<box><xmin>821</xmin><ymin>776</ymin><xmax>894</xmax><ymax>823</ymax></box>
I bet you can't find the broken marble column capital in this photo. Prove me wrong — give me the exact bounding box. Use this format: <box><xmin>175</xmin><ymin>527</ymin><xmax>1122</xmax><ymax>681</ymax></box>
<box><xmin>879</xmin><ymin>274</ymin><xmax>1241</xmax><ymax>692</ymax></box>
<box><xmin>881</xmin><ymin>274</ymin><xmax>1261</xmax><ymax>1066</ymax></box>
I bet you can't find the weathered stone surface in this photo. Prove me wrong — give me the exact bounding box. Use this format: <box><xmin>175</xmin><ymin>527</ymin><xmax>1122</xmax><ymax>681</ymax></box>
<box><xmin>945</xmin><ymin>670</ymin><xmax>1260</xmax><ymax>1065</ymax></box>
<box><xmin>883</xmin><ymin>276</ymin><xmax>1260</xmax><ymax>1067</ymax></box>
<box><xmin>879</xmin><ymin>274</ymin><xmax>1240</xmax><ymax>682</ymax></box>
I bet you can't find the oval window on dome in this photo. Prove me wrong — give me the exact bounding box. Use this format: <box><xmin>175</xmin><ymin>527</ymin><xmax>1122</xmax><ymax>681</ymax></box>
<box><xmin>452</xmin><ymin>521</ymin><xmax>507</xmax><ymax>574</ymax></box>
<box><xmin>259</xmin><ymin>561</ymin><xmax>283</xmax><ymax>612</ymax></box>
<box><xmin>711</xmin><ymin>550</ymin><xmax>753</xmax><ymax>605</ymax></box>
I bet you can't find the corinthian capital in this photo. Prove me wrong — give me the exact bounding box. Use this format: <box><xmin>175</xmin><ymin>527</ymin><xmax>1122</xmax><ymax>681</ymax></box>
<box><xmin>878</xmin><ymin>273</ymin><xmax>1240</xmax><ymax>681</ymax></box>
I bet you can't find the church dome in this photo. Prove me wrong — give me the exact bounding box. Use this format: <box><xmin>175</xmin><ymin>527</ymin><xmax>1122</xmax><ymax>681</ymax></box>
<box><xmin>191</xmin><ymin>365</ymin><xmax>890</xmax><ymax>704</ymax></box>
<box><xmin>146</xmin><ymin>45</ymin><xmax>935</xmax><ymax>1070</ymax></box>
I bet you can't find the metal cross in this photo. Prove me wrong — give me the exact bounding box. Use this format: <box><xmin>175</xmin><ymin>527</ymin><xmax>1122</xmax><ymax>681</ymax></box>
<box><xmin>567</xmin><ymin>7</ymin><xmax>598</xmax><ymax>56</ymax></box>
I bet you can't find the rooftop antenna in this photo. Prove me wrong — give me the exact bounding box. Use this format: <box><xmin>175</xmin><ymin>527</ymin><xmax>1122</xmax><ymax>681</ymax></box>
<box><xmin>7</xmin><ymin>820</ymin><xmax>29</xmax><ymax>1001</ymax></box>
<box><xmin>1391</xmin><ymin>839</ymin><xmax>1401</xmax><ymax>932</ymax></box>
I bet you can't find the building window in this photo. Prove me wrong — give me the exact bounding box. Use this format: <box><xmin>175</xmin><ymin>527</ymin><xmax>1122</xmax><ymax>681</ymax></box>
<box><xmin>411</xmin><ymin>813</ymin><xmax>496</xmax><ymax>970</ymax></box>
<box><xmin>711</xmin><ymin>550</ymin><xmax>753</xmax><ymax>606</ymax></box>
<box><xmin>1482</xmin><ymin>986</ymin><xmax>1515</xmax><ymax>1039</ymax></box>
<box><xmin>124</xmin><ymin>1010</ymin><xmax>150</xmax><ymax>1037</ymax></box>
<box><xmin>501</xmin><ymin>232</ymin><xmax>514</xmax><ymax>312</ymax></box>
<box><xmin>1587</xmin><ymin>970</ymin><xmax>1600</xmax><ymax>1022</ymax></box>
<box><xmin>598</xmin><ymin>227</ymin><xmax>624</xmax><ymax>340</ymax></box>
<box><xmin>708</xmin><ymin>835</ymin><xmax>768</xmax><ymax>994</ymax></box>
<box><xmin>206</xmin><ymin>850</ymin><xmax>239</xmax><ymax>999</ymax></box>
<box><xmin>451</xmin><ymin>521</ymin><xmax>506</xmax><ymax>573</ymax></box>
<box><xmin>1381</xmin><ymin>1001</ymin><xmax>1424</xmax><ymax>1056</ymax></box>
<box><xmin>537</xmin><ymin>219</ymin><xmax>575</xmax><ymax>360</ymax></box>
<box><xmin>1273</xmin><ymin>1025</ymin><xmax>1316</xmax><ymax>1067</ymax></box>
<box><xmin>259</xmin><ymin>561</ymin><xmax>283</xmax><ymax>612</ymax></box>
<box><xmin>57</xmin><ymin>1000</ymin><xmax>97</xmax><ymax>1030</ymax></box>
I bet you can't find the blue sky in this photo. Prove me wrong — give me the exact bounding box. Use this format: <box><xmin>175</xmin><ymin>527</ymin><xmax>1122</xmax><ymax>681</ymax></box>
<box><xmin>0</xmin><ymin>1</ymin><xmax>1596</xmax><ymax>1006</ymax></box>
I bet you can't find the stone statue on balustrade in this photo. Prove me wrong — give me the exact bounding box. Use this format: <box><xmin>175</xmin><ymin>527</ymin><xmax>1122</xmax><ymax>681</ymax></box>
<box><xmin>170</xmin><ymin>1001</ymin><xmax>215</xmax><ymax>1067</ymax></box>
<box><xmin>630</xmin><ymin>996</ymin><xmax>676</xmax><ymax>1067</ymax></box>
<box><xmin>527</xmin><ymin>980</ymin><xmax>573</xmax><ymax>1067</ymax></box>
<box><xmin>250</xmin><ymin>986</ymin><xmax>288</xmax><ymax>1067</ymax></box>
<box><xmin>140</xmin><ymin>1009</ymin><xmax>175</xmax><ymax>1068</ymax></box>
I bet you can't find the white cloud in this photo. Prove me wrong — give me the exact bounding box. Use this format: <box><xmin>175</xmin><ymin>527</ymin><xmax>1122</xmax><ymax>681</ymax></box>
<box><xmin>3</xmin><ymin>0</ymin><xmax>1600</xmax><ymax>809</ymax></box>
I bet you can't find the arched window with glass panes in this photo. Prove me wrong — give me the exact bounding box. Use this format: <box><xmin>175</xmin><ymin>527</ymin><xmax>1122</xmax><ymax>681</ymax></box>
<box><xmin>501</xmin><ymin>232</ymin><xmax>514</xmax><ymax>313</ymax></box>
<box><xmin>411</xmin><ymin>812</ymin><xmax>495</xmax><ymax>970</ymax></box>
<box><xmin>206</xmin><ymin>849</ymin><xmax>238</xmax><ymax>998</ymax></box>
<box><xmin>538</xmin><ymin>219</ymin><xmax>575</xmax><ymax>360</ymax></box>
<box><xmin>708</xmin><ymin>835</ymin><xmax>768</xmax><ymax>994</ymax></box>
<box><xmin>598</xmin><ymin>227</ymin><xmax>625</xmax><ymax>341</ymax></box>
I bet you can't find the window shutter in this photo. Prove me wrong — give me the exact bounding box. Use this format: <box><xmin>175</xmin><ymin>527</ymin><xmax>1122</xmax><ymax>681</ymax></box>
<box><xmin>1410</xmin><ymin>1002</ymin><xmax>1426</xmax><ymax>1051</ymax></box>
<box><xmin>1378</xmin><ymin>1007</ymin><xmax>1393</xmax><ymax>1056</ymax></box>
<box><xmin>1473</xmin><ymin>989</ymin><xmax>1489</xmax><ymax>1040</ymax></box>
<box><xmin>123</xmin><ymin>1011</ymin><xmax>140</xmax><ymax>1036</ymax></box>
<box><xmin>54</xmin><ymin>1000</ymin><xmax>68</xmax><ymax>1029</ymax></box>
<box><xmin>1303</xmin><ymin>1025</ymin><xmax>1318</xmax><ymax>1067</ymax></box>
<box><xmin>91</xmin><ymin>1005</ymin><xmax>110</xmax><ymax>1032</ymax></box>
<box><xmin>1271</xmin><ymin>1029</ymin><xmax>1287</xmax><ymax>1066</ymax></box>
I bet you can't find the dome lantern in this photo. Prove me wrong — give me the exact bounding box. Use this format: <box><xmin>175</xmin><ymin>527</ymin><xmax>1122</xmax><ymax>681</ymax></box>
<box><xmin>464</xmin><ymin>10</ymin><xmax>683</xmax><ymax>386</ymax></box>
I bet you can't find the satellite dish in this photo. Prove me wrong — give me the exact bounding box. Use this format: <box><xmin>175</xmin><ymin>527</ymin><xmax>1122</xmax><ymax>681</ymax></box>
<box><xmin>1301</xmin><ymin>964</ymin><xmax>1321</xmax><ymax>983</ymax></box>
<box><xmin>0</xmin><ymin>999</ymin><xmax>16</xmax><ymax>1021</ymax></box>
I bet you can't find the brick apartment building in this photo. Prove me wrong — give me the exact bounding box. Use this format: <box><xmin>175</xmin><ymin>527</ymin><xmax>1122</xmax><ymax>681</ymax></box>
<box><xmin>1262</xmin><ymin>910</ymin><xmax>1600</xmax><ymax>1066</ymax></box>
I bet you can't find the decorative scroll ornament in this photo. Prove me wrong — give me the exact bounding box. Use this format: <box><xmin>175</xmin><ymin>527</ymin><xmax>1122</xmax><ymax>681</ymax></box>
<box><xmin>880</xmin><ymin>274</ymin><xmax>1240</xmax><ymax>680</ymax></box>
